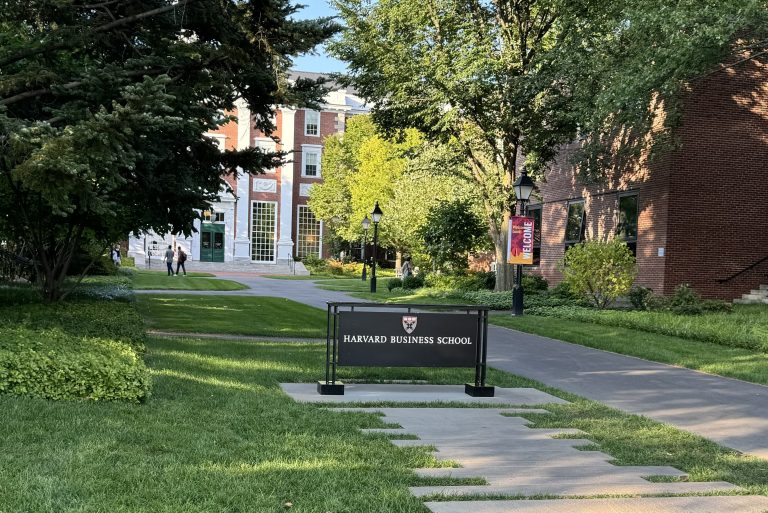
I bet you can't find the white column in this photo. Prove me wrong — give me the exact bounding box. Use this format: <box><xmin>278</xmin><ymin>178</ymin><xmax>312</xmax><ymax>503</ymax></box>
<box><xmin>233</xmin><ymin>98</ymin><xmax>252</xmax><ymax>260</ymax></box>
<box><xmin>276</xmin><ymin>108</ymin><xmax>296</xmax><ymax>262</ymax></box>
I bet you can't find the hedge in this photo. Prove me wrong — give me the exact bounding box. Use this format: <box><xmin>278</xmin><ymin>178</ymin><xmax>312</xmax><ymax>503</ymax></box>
<box><xmin>0</xmin><ymin>327</ymin><xmax>150</xmax><ymax>402</ymax></box>
<box><xmin>0</xmin><ymin>300</ymin><xmax>146</xmax><ymax>353</ymax></box>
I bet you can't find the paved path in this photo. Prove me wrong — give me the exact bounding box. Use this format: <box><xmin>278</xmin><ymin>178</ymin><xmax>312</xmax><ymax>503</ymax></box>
<box><xmin>139</xmin><ymin>274</ymin><xmax>768</xmax><ymax>459</ymax></box>
<box><xmin>282</xmin><ymin>386</ymin><xmax>768</xmax><ymax>512</ymax></box>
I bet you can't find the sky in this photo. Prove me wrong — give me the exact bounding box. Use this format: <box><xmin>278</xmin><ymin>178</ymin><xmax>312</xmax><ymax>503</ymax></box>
<box><xmin>291</xmin><ymin>0</ymin><xmax>348</xmax><ymax>73</ymax></box>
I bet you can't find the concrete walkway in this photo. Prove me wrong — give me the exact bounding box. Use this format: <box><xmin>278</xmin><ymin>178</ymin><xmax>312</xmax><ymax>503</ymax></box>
<box><xmin>138</xmin><ymin>274</ymin><xmax>768</xmax><ymax>459</ymax></box>
<box><xmin>281</xmin><ymin>385</ymin><xmax>768</xmax><ymax>512</ymax></box>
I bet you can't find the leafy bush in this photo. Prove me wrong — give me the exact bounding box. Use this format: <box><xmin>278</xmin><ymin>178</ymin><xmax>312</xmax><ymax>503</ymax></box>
<box><xmin>301</xmin><ymin>255</ymin><xmax>327</xmax><ymax>274</ymax></box>
<box><xmin>522</xmin><ymin>274</ymin><xmax>548</xmax><ymax>293</ymax></box>
<box><xmin>0</xmin><ymin>327</ymin><xmax>150</xmax><ymax>402</ymax></box>
<box><xmin>646</xmin><ymin>284</ymin><xmax>732</xmax><ymax>315</ymax></box>
<box><xmin>560</xmin><ymin>239</ymin><xmax>637</xmax><ymax>309</ymax></box>
<box><xmin>628</xmin><ymin>285</ymin><xmax>654</xmax><ymax>310</ymax></box>
<box><xmin>402</xmin><ymin>274</ymin><xmax>425</xmax><ymax>289</ymax></box>
<box><xmin>0</xmin><ymin>299</ymin><xmax>147</xmax><ymax>353</ymax></box>
<box><xmin>68</xmin><ymin>252</ymin><xmax>118</xmax><ymax>276</ymax></box>
<box><xmin>424</xmin><ymin>272</ymin><xmax>495</xmax><ymax>291</ymax></box>
<box><xmin>461</xmin><ymin>290</ymin><xmax>513</xmax><ymax>310</ymax></box>
<box><xmin>387</xmin><ymin>278</ymin><xmax>403</xmax><ymax>291</ymax></box>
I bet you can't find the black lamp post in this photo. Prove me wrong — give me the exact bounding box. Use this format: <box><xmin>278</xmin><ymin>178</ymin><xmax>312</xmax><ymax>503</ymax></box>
<box><xmin>370</xmin><ymin>202</ymin><xmax>383</xmax><ymax>293</ymax></box>
<box><xmin>512</xmin><ymin>169</ymin><xmax>535</xmax><ymax>316</ymax></box>
<box><xmin>361</xmin><ymin>215</ymin><xmax>370</xmax><ymax>281</ymax></box>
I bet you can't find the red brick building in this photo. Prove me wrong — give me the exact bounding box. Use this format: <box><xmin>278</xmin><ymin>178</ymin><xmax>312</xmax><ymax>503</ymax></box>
<box><xmin>529</xmin><ymin>58</ymin><xmax>768</xmax><ymax>300</ymax></box>
<box><xmin>128</xmin><ymin>72</ymin><xmax>368</xmax><ymax>268</ymax></box>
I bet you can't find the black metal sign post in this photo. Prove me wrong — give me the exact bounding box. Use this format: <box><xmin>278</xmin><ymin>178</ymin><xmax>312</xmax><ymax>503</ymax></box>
<box><xmin>318</xmin><ymin>302</ymin><xmax>493</xmax><ymax>397</ymax></box>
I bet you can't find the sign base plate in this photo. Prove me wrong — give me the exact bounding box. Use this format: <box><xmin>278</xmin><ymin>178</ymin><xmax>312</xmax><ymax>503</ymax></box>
<box><xmin>317</xmin><ymin>381</ymin><xmax>345</xmax><ymax>395</ymax></box>
<box><xmin>465</xmin><ymin>383</ymin><xmax>495</xmax><ymax>397</ymax></box>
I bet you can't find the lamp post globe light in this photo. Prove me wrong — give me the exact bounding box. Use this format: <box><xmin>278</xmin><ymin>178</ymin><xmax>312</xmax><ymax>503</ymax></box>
<box><xmin>370</xmin><ymin>201</ymin><xmax>383</xmax><ymax>293</ymax></box>
<box><xmin>361</xmin><ymin>215</ymin><xmax>370</xmax><ymax>281</ymax></box>
<box><xmin>512</xmin><ymin>169</ymin><xmax>535</xmax><ymax>316</ymax></box>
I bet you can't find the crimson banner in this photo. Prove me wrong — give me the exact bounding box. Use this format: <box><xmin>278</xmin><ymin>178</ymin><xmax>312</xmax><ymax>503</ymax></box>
<box><xmin>507</xmin><ymin>216</ymin><xmax>535</xmax><ymax>265</ymax></box>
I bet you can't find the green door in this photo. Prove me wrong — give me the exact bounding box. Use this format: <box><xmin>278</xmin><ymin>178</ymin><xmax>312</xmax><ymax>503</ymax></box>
<box><xmin>200</xmin><ymin>223</ymin><xmax>225</xmax><ymax>262</ymax></box>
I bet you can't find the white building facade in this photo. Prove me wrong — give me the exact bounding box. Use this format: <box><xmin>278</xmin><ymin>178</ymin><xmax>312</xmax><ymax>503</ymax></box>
<box><xmin>128</xmin><ymin>73</ymin><xmax>368</xmax><ymax>269</ymax></box>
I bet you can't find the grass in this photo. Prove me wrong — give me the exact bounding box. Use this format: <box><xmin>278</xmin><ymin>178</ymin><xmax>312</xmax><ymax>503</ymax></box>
<box><xmin>491</xmin><ymin>315</ymin><xmax>768</xmax><ymax>386</ymax></box>
<box><xmin>315</xmin><ymin>279</ymin><xmax>469</xmax><ymax>305</ymax></box>
<box><xmin>524</xmin><ymin>304</ymin><xmax>768</xmax><ymax>352</ymax></box>
<box><xmin>132</xmin><ymin>270</ymin><xmax>248</xmax><ymax>291</ymax></box>
<box><xmin>136</xmin><ymin>294</ymin><xmax>327</xmax><ymax>338</ymax></box>
<box><xmin>3</xmin><ymin>336</ymin><xmax>768</xmax><ymax>512</ymax></box>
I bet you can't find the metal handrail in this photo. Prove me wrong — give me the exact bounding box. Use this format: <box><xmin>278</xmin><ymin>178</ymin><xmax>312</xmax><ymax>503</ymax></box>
<box><xmin>717</xmin><ymin>253</ymin><xmax>768</xmax><ymax>283</ymax></box>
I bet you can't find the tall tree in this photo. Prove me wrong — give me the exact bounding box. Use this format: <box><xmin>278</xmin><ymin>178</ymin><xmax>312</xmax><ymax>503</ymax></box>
<box><xmin>331</xmin><ymin>0</ymin><xmax>768</xmax><ymax>291</ymax></box>
<box><xmin>0</xmin><ymin>0</ymin><xmax>337</xmax><ymax>300</ymax></box>
<box><xmin>331</xmin><ymin>0</ymin><xmax>596</xmax><ymax>290</ymax></box>
<box><xmin>310</xmin><ymin>115</ymin><xmax>475</xmax><ymax>267</ymax></box>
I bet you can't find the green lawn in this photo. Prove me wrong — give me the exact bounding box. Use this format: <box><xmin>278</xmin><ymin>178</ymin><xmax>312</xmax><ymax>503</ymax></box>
<box><xmin>136</xmin><ymin>294</ymin><xmax>326</xmax><ymax>338</ymax></box>
<box><xmin>2</xmin><ymin>336</ymin><xmax>767</xmax><ymax>512</ymax></box>
<box><xmin>133</xmin><ymin>270</ymin><xmax>248</xmax><ymax>291</ymax></box>
<box><xmin>315</xmin><ymin>279</ymin><xmax>468</xmax><ymax>305</ymax></box>
<box><xmin>491</xmin><ymin>315</ymin><xmax>768</xmax><ymax>386</ymax></box>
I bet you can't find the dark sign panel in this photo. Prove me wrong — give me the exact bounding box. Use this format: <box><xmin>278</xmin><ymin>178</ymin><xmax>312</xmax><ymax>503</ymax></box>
<box><xmin>337</xmin><ymin>312</ymin><xmax>477</xmax><ymax>367</ymax></box>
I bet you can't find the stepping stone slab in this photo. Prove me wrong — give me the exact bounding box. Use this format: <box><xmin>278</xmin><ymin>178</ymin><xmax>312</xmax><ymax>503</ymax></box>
<box><xmin>280</xmin><ymin>384</ymin><xmax>569</xmax><ymax>405</ymax></box>
<box><xmin>362</xmin><ymin>408</ymin><xmax>746</xmax><ymax>498</ymax></box>
<box><xmin>424</xmin><ymin>496</ymin><xmax>768</xmax><ymax>513</ymax></box>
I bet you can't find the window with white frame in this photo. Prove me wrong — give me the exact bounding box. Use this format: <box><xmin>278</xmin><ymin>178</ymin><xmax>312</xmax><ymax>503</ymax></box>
<box><xmin>251</xmin><ymin>201</ymin><xmax>277</xmax><ymax>262</ymax></box>
<box><xmin>296</xmin><ymin>205</ymin><xmax>321</xmax><ymax>259</ymax></box>
<box><xmin>302</xmin><ymin>146</ymin><xmax>322</xmax><ymax>177</ymax></box>
<box><xmin>254</xmin><ymin>138</ymin><xmax>277</xmax><ymax>173</ymax></box>
<box><xmin>304</xmin><ymin>110</ymin><xmax>320</xmax><ymax>136</ymax></box>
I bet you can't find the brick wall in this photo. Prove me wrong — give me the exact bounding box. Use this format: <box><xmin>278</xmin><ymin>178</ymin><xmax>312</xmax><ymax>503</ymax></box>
<box><xmin>534</xmin><ymin>58</ymin><xmax>768</xmax><ymax>300</ymax></box>
<box><xmin>664</xmin><ymin>59</ymin><xmax>768</xmax><ymax>299</ymax></box>
<box><xmin>292</xmin><ymin>109</ymin><xmax>342</xmax><ymax>258</ymax></box>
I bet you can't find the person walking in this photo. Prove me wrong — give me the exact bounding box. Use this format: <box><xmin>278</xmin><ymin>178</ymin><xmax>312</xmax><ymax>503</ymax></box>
<box><xmin>111</xmin><ymin>246</ymin><xmax>121</xmax><ymax>267</ymax></box>
<box><xmin>176</xmin><ymin>246</ymin><xmax>187</xmax><ymax>276</ymax></box>
<box><xmin>163</xmin><ymin>245</ymin><xmax>175</xmax><ymax>276</ymax></box>
<box><xmin>400</xmin><ymin>256</ymin><xmax>413</xmax><ymax>278</ymax></box>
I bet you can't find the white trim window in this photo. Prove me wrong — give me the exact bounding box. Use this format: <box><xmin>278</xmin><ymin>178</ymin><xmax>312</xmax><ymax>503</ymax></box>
<box><xmin>251</xmin><ymin>201</ymin><xmax>277</xmax><ymax>262</ymax></box>
<box><xmin>304</xmin><ymin>110</ymin><xmax>320</xmax><ymax>136</ymax></box>
<box><xmin>301</xmin><ymin>145</ymin><xmax>322</xmax><ymax>178</ymax></box>
<box><xmin>254</xmin><ymin>138</ymin><xmax>277</xmax><ymax>173</ymax></box>
<box><xmin>296</xmin><ymin>205</ymin><xmax>322</xmax><ymax>259</ymax></box>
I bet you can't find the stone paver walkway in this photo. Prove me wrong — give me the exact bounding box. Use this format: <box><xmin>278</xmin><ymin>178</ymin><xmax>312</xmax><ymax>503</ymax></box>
<box><xmin>281</xmin><ymin>384</ymin><xmax>768</xmax><ymax>512</ymax></box>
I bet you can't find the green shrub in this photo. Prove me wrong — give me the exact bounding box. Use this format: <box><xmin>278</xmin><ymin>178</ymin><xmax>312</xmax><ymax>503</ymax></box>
<box><xmin>628</xmin><ymin>285</ymin><xmax>654</xmax><ymax>310</ymax></box>
<box><xmin>0</xmin><ymin>300</ymin><xmax>147</xmax><ymax>353</ymax></box>
<box><xmin>301</xmin><ymin>255</ymin><xmax>327</xmax><ymax>274</ymax></box>
<box><xmin>646</xmin><ymin>284</ymin><xmax>732</xmax><ymax>315</ymax></box>
<box><xmin>68</xmin><ymin>252</ymin><xmax>118</xmax><ymax>276</ymax></box>
<box><xmin>522</xmin><ymin>274</ymin><xmax>548</xmax><ymax>292</ymax></box>
<box><xmin>387</xmin><ymin>278</ymin><xmax>403</xmax><ymax>291</ymax></box>
<box><xmin>462</xmin><ymin>290</ymin><xmax>513</xmax><ymax>310</ymax></box>
<box><xmin>424</xmin><ymin>271</ymin><xmax>495</xmax><ymax>291</ymax></box>
<box><xmin>560</xmin><ymin>240</ymin><xmax>637</xmax><ymax>309</ymax></box>
<box><xmin>402</xmin><ymin>274</ymin><xmax>425</xmax><ymax>289</ymax></box>
<box><xmin>0</xmin><ymin>327</ymin><xmax>150</xmax><ymax>402</ymax></box>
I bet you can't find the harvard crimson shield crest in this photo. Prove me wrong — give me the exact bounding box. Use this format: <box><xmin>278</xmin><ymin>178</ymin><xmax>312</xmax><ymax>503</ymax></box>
<box><xmin>402</xmin><ymin>315</ymin><xmax>418</xmax><ymax>334</ymax></box>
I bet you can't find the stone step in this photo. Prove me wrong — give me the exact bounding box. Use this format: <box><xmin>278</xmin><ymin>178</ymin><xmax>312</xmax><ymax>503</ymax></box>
<box><xmin>392</xmin><ymin>438</ymin><xmax>595</xmax><ymax>449</ymax></box>
<box><xmin>735</xmin><ymin>298</ymin><xmax>768</xmax><ymax>305</ymax></box>
<box><xmin>136</xmin><ymin>259</ymin><xmax>309</xmax><ymax>275</ymax></box>
<box><xmin>423</xmin><ymin>496</ymin><xmax>768</xmax><ymax>513</ymax></box>
<box><xmin>414</xmin><ymin>465</ymin><xmax>688</xmax><ymax>479</ymax></box>
<box><xmin>748</xmin><ymin>290</ymin><xmax>768</xmax><ymax>296</ymax></box>
<box><xmin>760</xmin><ymin>284</ymin><xmax>768</xmax><ymax>291</ymax></box>
<box><xmin>410</xmin><ymin>480</ymin><xmax>739</xmax><ymax>498</ymax></box>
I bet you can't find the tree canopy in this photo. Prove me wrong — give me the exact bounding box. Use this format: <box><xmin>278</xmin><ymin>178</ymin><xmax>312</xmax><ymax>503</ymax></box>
<box><xmin>309</xmin><ymin>115</ymin><xmax>477</xmax><ymax>262</ymax></box>
<box><xmin>0</xmin><ymin>0</ymin><xmax>336</xmax><ymax>299</ymax></box>
<box><xmin>331</xmin><ymin>0</ymin><xmax>768</xmax><ymax>289</ymax></box>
